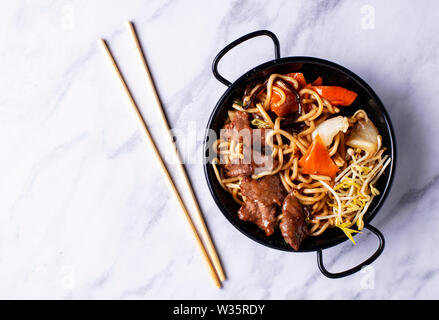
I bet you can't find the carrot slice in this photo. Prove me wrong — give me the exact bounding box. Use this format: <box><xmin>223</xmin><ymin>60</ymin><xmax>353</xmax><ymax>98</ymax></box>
<box><xmin>312</xmin><ymin>86</ymin><xmax>357</xmax><ymax>106</ymax></box>
<box><xmin>269</xmin><ymin>85</ymin><xmax>300</xmax><ymax>117</ymax></box>
<box><xmin>298</xmin><ymin>135</ymin><xmax>339</xmax><ymax>177</ymax></box>
<box><xmin>311</xmin><ymin>76</ymin><xmax>323</xmax><ymax>86</ymax></box>
<box><xmin>286</xmin><ymin>72</ymin><xmax>307</xmax><ymax>87</ymax></box>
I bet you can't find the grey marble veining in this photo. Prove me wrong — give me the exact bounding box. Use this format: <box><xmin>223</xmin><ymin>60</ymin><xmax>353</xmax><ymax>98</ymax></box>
<box><xmin>0</xmin><ymin>0</ymin><xmax>438</xmax><ymax>299</ymax></box>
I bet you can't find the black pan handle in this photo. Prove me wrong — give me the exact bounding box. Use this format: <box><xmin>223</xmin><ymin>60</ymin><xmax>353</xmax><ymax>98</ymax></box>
<box><xmin>212</xmin><ymin>30</ymin><xmax>281</xmax><ymax>87</ymax></box>
<box><xmin>316</xmin><ymin>224</ymin><xmax>385</xmax><ymax>279</ymax></box>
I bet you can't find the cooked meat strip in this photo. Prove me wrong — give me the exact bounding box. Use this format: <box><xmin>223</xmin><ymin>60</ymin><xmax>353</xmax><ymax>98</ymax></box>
<box><xmin>280</xmin><ymin>193</ymin><xmax>308</xmax><ymax>250</ymax></box>
<box><xmin>238</xmin><ymin>201</ymin><xmax>277</xmax><ymax>236</ymax></box>
<box><xmin>220</xmin><ymin>111</ymin><xmax>273</xmax><ymax>177</ymax></box>
<box><xmin>237</xmin><ymin>175</ymin><xmax>286</xmax><ymax>235</ymax></box>
<box><xmin>222</xmin><ymin>111</ymin><xmax>267</xmax><ymax>147</ymax></box>
<box><xmin>223</xmin><ymin>161</ymin><xmax>253</xmax><ymax>177</ymax></box>
<box><xmin>220</xmin><ymin>122</ymin><xmax>233</xmax><ymax>140</ymax></box>
<box><xmin>231</xmin><ymin>110</ymin><xmax>251</xmax><ymax>132</ymax></box>
<box><xmin>240</xmin><ymin>175</ymin><xmax>286</xmax><ymax>206</ymax></box>
<box><xmin>223</xmin><ymin>153</ymin><xmax>277</xmax><ymax>177</ymax></box>
<box><xmin>220</xmin><ymin>111</ymin><xmax>251</xmax><ymax>145</ymax></box>
<box><xmin>220</xmin><ymin>111</ymin><xmax>252</xmax><ymax>177</ymax></box>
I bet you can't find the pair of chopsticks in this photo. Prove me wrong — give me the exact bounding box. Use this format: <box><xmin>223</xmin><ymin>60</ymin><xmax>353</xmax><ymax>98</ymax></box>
<box><xmin>98</xmin><ymin>21</ymin><xmax>225</xmax><ymax>288</ymax></box>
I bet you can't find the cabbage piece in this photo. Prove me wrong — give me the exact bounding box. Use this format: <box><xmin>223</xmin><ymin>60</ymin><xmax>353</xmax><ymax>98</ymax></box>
<box><xmin>312</xmin><ymin>116</ymin><xmax>349</xmax><ymax>147</ymax></box>
<box><xmin>346</xmin><ymin>115</ymin><xmax>379</xmax><ymax>156</ymax></box>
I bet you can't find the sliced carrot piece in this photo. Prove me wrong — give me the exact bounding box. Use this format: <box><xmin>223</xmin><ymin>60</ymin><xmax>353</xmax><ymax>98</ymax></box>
<box><xmin>311</xmin><ymin>76</ymin><xmax>323</xmax><ymax>86</ymax></box>
<box><xmin>312</xmin><ymin>86</ymin><xmax>358</xmax><ymax>106</ymax></box>
<box><xmin>269</xmin><ymin>85</ymin><xmax>299</xmax><ymax>117</ymax></box>
<box><xmin>270</xmin><ymin>86</ymin><xmax>282</xmax><ymax>106</ymax></box>
<box><xmin>286</xmin><ymin>72</ymin><xmax>307</xmax><ymax>87</ymax></box>
<box><xmin>298</xmin><ymin>135</ymin><xmax>339</xmax><ymax>178</ymax></box>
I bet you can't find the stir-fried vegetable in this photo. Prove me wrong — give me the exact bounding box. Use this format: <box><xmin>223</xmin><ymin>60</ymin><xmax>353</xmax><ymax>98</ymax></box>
<box><xmin>326</xmin><ymin>148</ymin><xmax>391</xmax><ymax>237</ymax></box>
<box><xmin>251</xmin><ymin>118</ymin><xmax>271</xmax><ymax>129</ymax></box>
<box><xmin>299</xmin><ymin>135</ymin><xmax>339</xmax><ymax>177</ymax></box>
<box><xmin>346</xmin><ymin>114</ymin><xmax>380</xmax><ymax>157</ymax></box>
<box><xmin>336</xmin><ymin>221</ymin><xmax>362</xmax><ymax>245</ymax></box>
<box><xmin>312</xmin><ymin>116</ymin><xmax>349</xmax><ymax>147</ymax></box>
<box><xmin>311</xmin><ymin>76</ymin><xmax>323</xmax><ymax>86</ymax></box>
<box><xmin>286</xmin><ymin>72</ymin><xmax>307</xmax><ymax>87</ymax></box>
<box><xmin>233</xmin><ymin>99</ymin><xmax>244</xmax><ymax>107</ymax></box>
<box><xmin>312</xmin><ymin>86</ymin><xmax>358</xmax><ymax>106</ymax></box>
<box><xmin>269</xmin><ymin>84</ymin><xmax>300</xmax><ymax>117</ymax></box>
<box><xmin>285</xmin><ymin>73</ymin><xmax>323</xmax><ymax>87</ymax></box>
<box><xmin>317</xmin><ymin>179</ymin><xmax>362</xmax><ymax>246</ymax></box>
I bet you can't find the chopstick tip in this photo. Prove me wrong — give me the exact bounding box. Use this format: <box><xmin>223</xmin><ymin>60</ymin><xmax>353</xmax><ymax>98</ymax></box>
<box><xmin>97</xmin><ymin>38</ymin><xmax>106</xmax><ymax>46</ymax></box>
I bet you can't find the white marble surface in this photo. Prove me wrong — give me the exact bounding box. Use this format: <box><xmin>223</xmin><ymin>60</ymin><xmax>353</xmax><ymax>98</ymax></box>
<box><xmin>1</xmin><ymin>0</ymin><xmax>438</xmax><ymax>299</ymax></box>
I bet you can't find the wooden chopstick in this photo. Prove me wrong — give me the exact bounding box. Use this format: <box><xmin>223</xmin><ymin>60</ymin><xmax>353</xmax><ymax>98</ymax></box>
<box><xmin>98</xmin><ymin>38</ymin><xmax>222</xmax><ymax>288</ymax></box>
<box><xmin>126</xmin><ymin>21</ymin><xmax>226</xmax><ymax>282</ymax></box>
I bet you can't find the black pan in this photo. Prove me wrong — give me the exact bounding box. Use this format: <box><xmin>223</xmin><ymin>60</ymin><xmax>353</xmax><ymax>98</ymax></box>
<box><xmin>203</xmin><ymin>30</ymin><xmax>396</xmax><ymax>278</ymax></box>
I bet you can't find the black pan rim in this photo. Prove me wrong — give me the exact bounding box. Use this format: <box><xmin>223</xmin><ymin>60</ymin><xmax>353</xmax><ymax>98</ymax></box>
<box><xmin>203</xmin><ymin>55</ymin><xmax>396</xmax><ymax>253</ymax></box>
